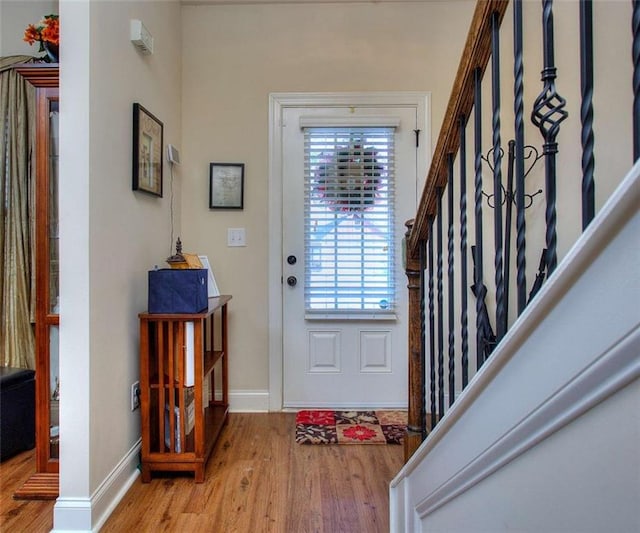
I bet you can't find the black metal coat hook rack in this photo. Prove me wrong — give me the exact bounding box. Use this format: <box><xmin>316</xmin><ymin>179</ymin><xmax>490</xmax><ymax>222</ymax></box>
<box><xmin>474</xmin><ymin>139</ymin><xmax>545</xmax><ymax>332</ymax></box>
<box><xmin>480</xmin><ymin>140</ymin><xmax>543</xmax><ymax>209</ymax></box>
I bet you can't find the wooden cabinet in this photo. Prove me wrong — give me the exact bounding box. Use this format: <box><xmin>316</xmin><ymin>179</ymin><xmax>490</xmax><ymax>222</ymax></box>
<box><xmin>13</xmin><ymin>64</ymin><xmax>60</xmax><ymax>500</ymax></box>
<box><xmin>138</xmin><ymin>296</ymin><xmax>231</xmax><ymax>482</ymax></box>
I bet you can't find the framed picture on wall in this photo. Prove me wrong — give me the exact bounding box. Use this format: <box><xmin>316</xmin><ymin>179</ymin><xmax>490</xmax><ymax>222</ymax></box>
<box><xmin>132</xmin><ymin>103</ymin><xmax>163</xmax><ymax>197</ymax></box>
<box><xmin>209</xmin><ymin>163</ymin><xmax>244</xmax><ymax>209</ymax></box>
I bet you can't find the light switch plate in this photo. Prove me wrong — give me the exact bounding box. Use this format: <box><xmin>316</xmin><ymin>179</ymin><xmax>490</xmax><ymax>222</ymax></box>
<box><xmin>227</xmin><ymin>228</ymin><xmax>246</xmax><ymax>247</ymax></box>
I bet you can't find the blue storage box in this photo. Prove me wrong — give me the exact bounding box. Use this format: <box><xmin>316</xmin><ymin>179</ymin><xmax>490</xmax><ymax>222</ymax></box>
<box><xmin>148</xmin><ymin>269</ymin><xmax>208</xmax><ymax>314</ymax></box>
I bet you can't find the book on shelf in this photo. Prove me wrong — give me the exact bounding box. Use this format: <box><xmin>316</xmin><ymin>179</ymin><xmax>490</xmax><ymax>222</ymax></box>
<box><xmin>164</xmin><ymin>387</ymin><xmax>195</xmax><ymax>453</ymax></box>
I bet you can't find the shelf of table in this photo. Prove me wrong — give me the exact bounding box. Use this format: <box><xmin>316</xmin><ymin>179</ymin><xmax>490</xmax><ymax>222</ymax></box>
<box><xmin>139</xmin><ymin>295</ymin><xmax>231</xmax><ymax>483</ymax></box>
<box><xmin>148</xmin><ymin>350</ymin><xmax>224</xmax><ymax>387</ymax></box>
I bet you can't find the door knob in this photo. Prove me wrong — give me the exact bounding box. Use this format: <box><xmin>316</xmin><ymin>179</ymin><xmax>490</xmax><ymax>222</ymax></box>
<box><xmin>287</xmin><ymin>276</ymin><xmax>297</xmax><ymax>287</ymax></box>
<box><xmin>287</xmin><ymin>255</ymin><xmax>297</xmax><ymax>265</ymax></box>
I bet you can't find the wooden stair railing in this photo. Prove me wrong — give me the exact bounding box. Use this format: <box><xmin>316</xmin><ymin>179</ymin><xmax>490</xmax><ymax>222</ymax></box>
<box><xmin>404</xmin><ymin>0</ymin><xmax>509</xmax><ymax>461</ymax></box>
<box><xmin>408</xmin><ymin>0</ymin><xmax>508</xmax><ymax>253</ymax></box>
<box><xmin>404</xmin><ymin>0</ymin><xmax>640</xmax><ymax>461</ymax></box>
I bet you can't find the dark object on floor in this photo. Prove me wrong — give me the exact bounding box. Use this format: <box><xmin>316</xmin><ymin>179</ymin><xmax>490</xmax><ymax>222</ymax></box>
<box><xmin>0</xmin><ymin>367</ymin><xmax>36</xmax><ymax>461</ymax></box>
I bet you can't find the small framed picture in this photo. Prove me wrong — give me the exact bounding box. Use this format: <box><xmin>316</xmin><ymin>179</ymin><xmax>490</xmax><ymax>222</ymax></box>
<box><xmin>132</xmin><ymin>103</ymin><xmax>163</xmax><ymax>197</ymax></box>
<box><xmin>209</xmin><ymin>163</ymin><xmax>244</xmax><ymax>209</ymax></box>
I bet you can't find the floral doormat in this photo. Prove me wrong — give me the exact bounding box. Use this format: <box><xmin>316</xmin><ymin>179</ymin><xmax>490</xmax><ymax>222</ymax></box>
<box><xmin>295</xmin><ymin>410</ymin><xmax>407</xmax><ymax>445</ymax></box>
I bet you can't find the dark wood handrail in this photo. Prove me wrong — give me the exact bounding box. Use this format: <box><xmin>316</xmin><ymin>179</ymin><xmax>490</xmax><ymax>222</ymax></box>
<box><xmin>408</xmin><ymin>0</ymin><xmax>509</xmax><ymax>255</ymax></box>
<box><xmin>403</xmin><ymin>0</ymin><xmax>509</xmax><ymax>461</ymax></box>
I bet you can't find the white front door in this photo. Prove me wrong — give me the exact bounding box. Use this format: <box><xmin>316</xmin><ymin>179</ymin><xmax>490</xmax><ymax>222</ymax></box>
<box><xmin>281</xmin><ymin>102</ymin><xmax>422</xmax><ymax>409</ymax></box>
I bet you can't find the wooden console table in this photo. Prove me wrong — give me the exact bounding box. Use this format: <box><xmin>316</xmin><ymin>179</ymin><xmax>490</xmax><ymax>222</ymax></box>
<box><xmin>138</xmin><ymin>295</ymin><xmax>231</xmax><ymax>482</ymax></box>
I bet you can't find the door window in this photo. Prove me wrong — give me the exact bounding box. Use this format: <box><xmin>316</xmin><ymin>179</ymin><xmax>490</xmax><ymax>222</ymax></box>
<box><xmin>303</xmin><ymin>127</ymin><xmax>396</xmax><ymax>317</ymax></box>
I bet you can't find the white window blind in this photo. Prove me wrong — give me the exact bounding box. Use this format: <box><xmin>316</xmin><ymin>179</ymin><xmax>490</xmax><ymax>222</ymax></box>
<box><xmin>304</xmin><ymin>127</ymin><xmax>396</xmax><ymax>317</ymax></box>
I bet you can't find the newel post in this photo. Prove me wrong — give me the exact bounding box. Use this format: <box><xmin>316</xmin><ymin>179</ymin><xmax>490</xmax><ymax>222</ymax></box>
<box><xmin>404</xmin><ymin>219</ymin><xmax>424</xmax><ymax>461</ymax></box>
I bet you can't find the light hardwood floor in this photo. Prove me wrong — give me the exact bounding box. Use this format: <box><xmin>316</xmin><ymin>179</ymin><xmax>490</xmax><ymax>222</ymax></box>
<box><xmin>0</xmin><ymin>447</ymin><xmax>54</xmax><ymax>532</ymax></box>
<box><xmin>1</xmin><ymin>413</ymin><xmax>404</xmax><ymax>532</ymax></box>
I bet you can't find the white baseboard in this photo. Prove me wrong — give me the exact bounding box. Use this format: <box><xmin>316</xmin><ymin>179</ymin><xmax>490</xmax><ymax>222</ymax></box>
<box><xmin>229</xmin><ymin>389</ymin><xmax>270</xmax><ymax>412</ymax></box>
<box><xmin>52</xmin><ymin>439</ymin><xmax>141</xmax><ymax>533</ymax></box>
<box><xmin>227</xmin><ymin>390</ymin><xmax>407</xmax><ymax>412</ymax></box>
<box><xmin>51</xmin><ymin>499</ymin><xmax>92</xmax><ymax>533</ymax></box>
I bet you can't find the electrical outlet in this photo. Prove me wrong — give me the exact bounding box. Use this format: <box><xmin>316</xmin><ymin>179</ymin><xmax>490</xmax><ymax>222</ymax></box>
<box><xmin>131</xmin><ymin>381</ymin><xmax>140</xmax><ymax>411</ymax></box>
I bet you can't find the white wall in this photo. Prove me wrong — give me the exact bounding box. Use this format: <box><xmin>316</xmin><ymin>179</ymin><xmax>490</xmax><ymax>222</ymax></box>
<box><xmin>0</xmin><ymin>0</ymin><xmax>58</xmax><ymax>57</ymax></box>
<box><xmin>181</xmin><ymin>0</ymin><xmax>475</xmax><ymax>406</ymax></box>
<box><xmin>56</xmin><ymin>0</ymin><xmax>181</xmax><ymax>530</ymax></box>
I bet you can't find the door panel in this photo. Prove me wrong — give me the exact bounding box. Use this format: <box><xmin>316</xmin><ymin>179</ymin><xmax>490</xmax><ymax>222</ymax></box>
<box><xmin>282</xmin><ymin>105</ymin><xmax>418</xmax><ymax>408</ymax></box>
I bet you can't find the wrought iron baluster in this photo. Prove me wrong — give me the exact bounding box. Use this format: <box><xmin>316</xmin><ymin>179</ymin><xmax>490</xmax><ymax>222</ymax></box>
<box><xmin>436</xmin><ymin>187</ymin><xmax>444</xmax><ymax>417</ymax></box>
<box><xmin>436</xmin><ymin>188</ymin><xmax>445</xmax><ymax>418</ymax></box>
<box><xmin>531</xmin><ymin>0</ymin><xmax>568</xmax><ymax>275</ymax></box>
<box><xmin>474</xmin><ymin>67</ymin><xmax>488</xmax><ymax>369</ymax></box>
<box><xmin>633</xmin><ymin>0</ymin><xmax>640</xmax><ymax>161</ymax></box>
<box><xmin>459</xmin><ymin>115</ymin><xmax>469</xmax><ymax>389</ymax></box>
<box><xmin>513</xmin><ymin>0</ymin><xmax>527</xmax><ymax>315</ymax></box>
<box><xmin>471</xmin><ymin>245</ymin><xmax>495</xmax><ymax>363</ymax></box>
<box><xmin>419</xmin><ymin>240</ymin><xmax>427</xmax><ymax>441</ymax></box>
<box><xmin>492</xmin><ymin>10</ymin><xmax>506</xmax><ymax>340</ymax></box>
<box><xmin>528</xmin><ymin>248</ymin><xmax>548</xmax><ymax>303</ymax></box>
<box><xmin>503</xmin><ymin>140</ymin><xmax>516</xmax><ymax>328</ymax></box>
<box><xmin>447</xmin><ymin>154</ymin><xmax>455</xmax><ymax>407</ymax></box>
<box><xmin>581</xmin><ymin>0</ymin><xmax>595</xmax><ymax>230</ymax></box>
<box><xmin>428</xmin><ymin>218</ymin><xmax>436</xmax><ymax>430</ymax></box>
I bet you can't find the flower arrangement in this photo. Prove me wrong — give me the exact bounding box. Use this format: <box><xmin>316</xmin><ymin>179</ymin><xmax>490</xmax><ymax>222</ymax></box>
<box><xmin>23</xmin><ymin>14</ymin><xmax>59</xmax><ymax>61</ymax></box>
<box><xmin>314</xmin><ymin>143</ymin><xmax>383</xmax><ymax>213</ymax></box>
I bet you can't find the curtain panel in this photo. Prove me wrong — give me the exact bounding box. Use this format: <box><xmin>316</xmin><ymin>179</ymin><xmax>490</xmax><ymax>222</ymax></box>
<box><xmin>0</xmin><ymin>55</ymin><xmax>36</xmax><ymax>369</ymax></box>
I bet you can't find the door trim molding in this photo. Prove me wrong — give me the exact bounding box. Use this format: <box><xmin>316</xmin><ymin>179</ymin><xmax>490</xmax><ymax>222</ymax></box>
<box><xmin>268</xmin><ymin>92</ymin><xmax>431</xmax><ymax>411</ymax></box>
